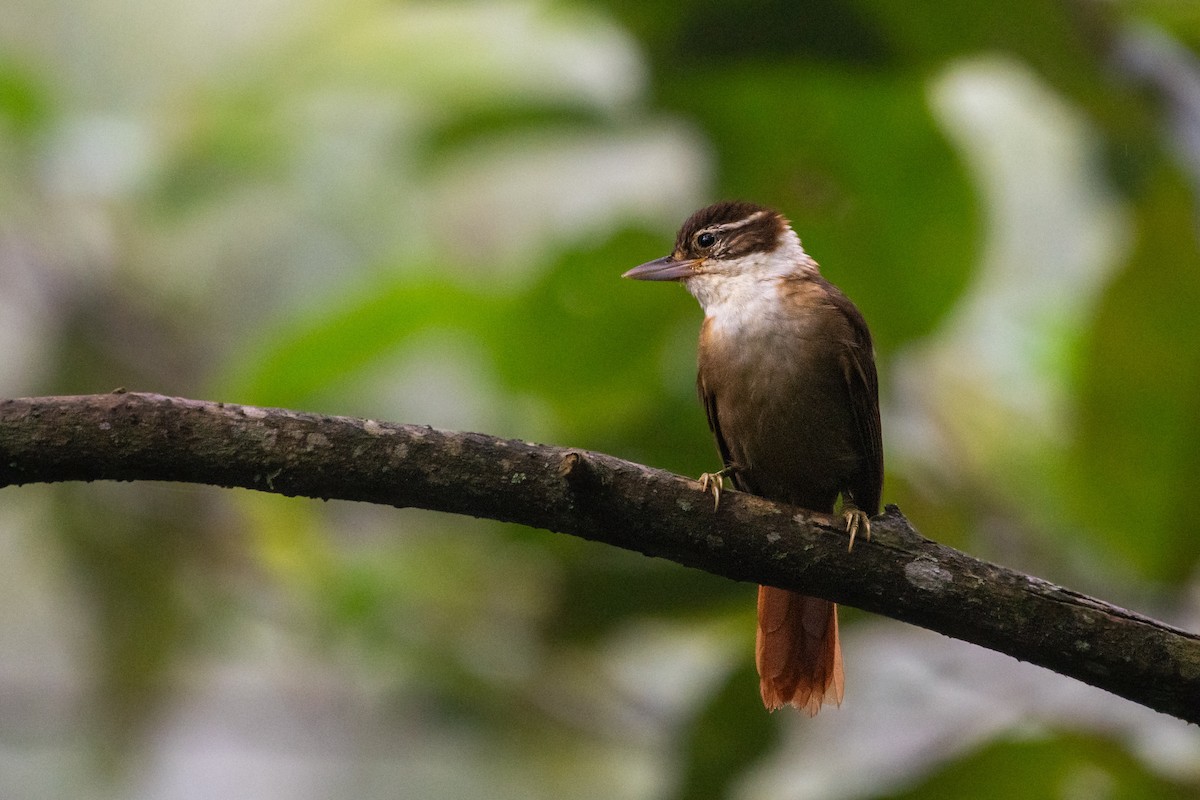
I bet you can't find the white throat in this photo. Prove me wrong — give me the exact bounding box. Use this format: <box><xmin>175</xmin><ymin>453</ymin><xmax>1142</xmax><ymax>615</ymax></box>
<box><xmin>684</xmin><ymin>229</ymin><xmax>816</xmax><ymax>335</ymax></box>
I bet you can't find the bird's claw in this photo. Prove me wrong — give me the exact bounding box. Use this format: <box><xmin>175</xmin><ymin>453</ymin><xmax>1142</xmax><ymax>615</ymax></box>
<box><xmin>698</xmin><ymin>467</ymin><xmax>736</xmax><ymax>510</ymax></box>
<box><xmin>698</xmin><ymin>471</ymin><xmax>723</xmax><ymax>510</ymax></box>
<box><xmin>843</xmin><ymin>507</ymin><xmax>871</xmax><ymax>552</ymax></box>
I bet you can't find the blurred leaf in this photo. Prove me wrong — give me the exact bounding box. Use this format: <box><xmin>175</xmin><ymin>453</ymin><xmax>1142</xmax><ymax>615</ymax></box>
<box><xmin>492</xmin><ymin>229</ymin><xmax>700</xmax><ymax>437</ymax></box>
<box><xmin>885</xmin><ymin>730</ymin><xmax>1198</xmax><ymax>799</ymax></box>
<box><xmin>417</xmin><ymin>105</ymin><xmax>609</xmax><ymax>164</ymax></box>
<box><xmin>54</xmin><ymin>484</ymin><xmax>200</xmax><ymax>760</ymax></box>
<box><xmin>0</xmin><ymin>59</ymin><xmax>52</xmax><ymax>137</ymax></box>
<box><xmin>545</xmin><ymin>542</ymin><xmax>749</xmax><ymax>642</ymax></box>
<box><xmin>859</xmin><ymin>0</ymin><xmax>1161</xmax><ymax>184</ymax></box>
<box><xmin>219</xmin><ymin>278</ymin><xmax>501</xmax><ymax>408</ymax></box>
<box><xmin>605</xmin><ymin>0</ymin><xmax>895</xmax><ymax>67</ymax></box>
<box><xmin>858</xmin><ymin>0</ymin><xmax>1104</xmax><ymax>74</ymax></box>
<box><xmin>151</xmin><ymin>90</ymin><xmax>291</xmax><ymax>216</ymax></box>
<box><xmin>1070</xmin><ymin>170</ymin><xmax>1200</xmax><ymax>582</ymax></box>
<box><xmin>673</xmin><ymin>659</ymin><xmax>778</xmax><ymax>800</ymax></box>
<box><xmin>1125</xmin><ymin>1</ymin><xmax>1200</xmax><ymax>52</ymax></box>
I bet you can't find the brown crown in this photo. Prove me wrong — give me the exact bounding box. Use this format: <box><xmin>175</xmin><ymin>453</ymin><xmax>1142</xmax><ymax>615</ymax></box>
<box><xmin>674</xmin><ymin>201</ymin><xmax>788</xmax><ymax>260</ymax></box>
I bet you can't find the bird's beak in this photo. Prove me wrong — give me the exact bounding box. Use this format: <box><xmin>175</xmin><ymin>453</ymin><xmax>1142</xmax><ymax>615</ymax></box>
<box><xmin>622</xmin><ymin>255</ymin><xmax>701</xmax><ymax>281</ymax></box>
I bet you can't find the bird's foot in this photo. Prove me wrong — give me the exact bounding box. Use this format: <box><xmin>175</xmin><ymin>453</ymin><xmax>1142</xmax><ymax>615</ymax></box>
<box><xmin>843</xmin><ymin>505</ymin><xmax>871</xmax><ymax>552</ymax></box>
<box><xmin>698</xmin><ymin>466</ymin><xmax>735</xmax><ymax>510</ymax></box>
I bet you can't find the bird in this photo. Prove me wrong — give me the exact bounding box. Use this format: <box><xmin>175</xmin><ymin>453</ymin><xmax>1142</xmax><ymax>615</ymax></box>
<box><xmin>622</xmin><ymin>201</ymin><xmax>883</xmax><ymax>714</ymax></box>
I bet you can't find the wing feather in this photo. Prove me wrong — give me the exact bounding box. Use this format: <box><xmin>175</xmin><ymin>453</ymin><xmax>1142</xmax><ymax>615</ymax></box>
<box><xmin>827</xmin><ymin>286</ymin><xmax>883</xmax><ymax>516</ymax></box>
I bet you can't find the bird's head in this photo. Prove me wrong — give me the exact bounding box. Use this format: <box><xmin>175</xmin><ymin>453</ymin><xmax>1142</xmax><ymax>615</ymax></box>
<box><xmin>623</xmin><ymin>202</ymin><xmax>818</xmax><ymax>312</ymax></box>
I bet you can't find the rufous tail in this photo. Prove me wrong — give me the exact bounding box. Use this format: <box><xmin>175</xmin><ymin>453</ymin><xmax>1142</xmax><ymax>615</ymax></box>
<box><xmin>755</xmin><ymin>586</ymin><xmax>844</xmax><ymax>715</ymax></box>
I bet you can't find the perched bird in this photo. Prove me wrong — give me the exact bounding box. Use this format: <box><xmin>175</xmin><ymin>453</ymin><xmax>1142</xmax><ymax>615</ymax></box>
<box><xmin>623</xmin><ymin>201</ymin><xmax>883</xmax><ymax>714</ymax></box>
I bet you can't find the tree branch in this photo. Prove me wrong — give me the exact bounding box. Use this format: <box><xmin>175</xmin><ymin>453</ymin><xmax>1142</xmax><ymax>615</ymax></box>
<box><xmin>1</xmin><ymin>392</ymin><xmax>1197</xmax><ymax>722</ymax></box>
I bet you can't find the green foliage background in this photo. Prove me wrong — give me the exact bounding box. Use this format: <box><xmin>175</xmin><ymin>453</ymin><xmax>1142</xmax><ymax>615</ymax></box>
<box><xmin>1</xmin><ymin>1</ymin><xmax>1199</xmax><ymax>797</ymax></box>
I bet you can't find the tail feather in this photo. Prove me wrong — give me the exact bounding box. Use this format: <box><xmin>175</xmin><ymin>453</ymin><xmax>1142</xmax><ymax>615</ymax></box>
<box><xmin>755</xmin><ymin>586</ymin><xmax>844</xmax><ymax>715</ymax></box>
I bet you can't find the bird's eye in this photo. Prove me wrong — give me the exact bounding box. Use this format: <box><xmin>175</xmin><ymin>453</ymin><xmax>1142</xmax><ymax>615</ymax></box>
<box><xmin>696</xmin><ymin>232</ymin><xmax>716</xmax><ymax>248</ymax></box>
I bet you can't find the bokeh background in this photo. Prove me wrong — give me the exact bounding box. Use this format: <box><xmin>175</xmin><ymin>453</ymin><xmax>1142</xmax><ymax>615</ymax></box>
<box><xmin>3</xmin><ymin>0</ymin><xmax>1200</xmax><ymax>798</ymax></box>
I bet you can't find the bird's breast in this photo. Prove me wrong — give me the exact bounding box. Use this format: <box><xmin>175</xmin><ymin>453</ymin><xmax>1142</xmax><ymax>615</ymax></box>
<box><xmin>698</xmin><ymin>295</ymin><xmax>861</xmax><ymax>509</ymax></box>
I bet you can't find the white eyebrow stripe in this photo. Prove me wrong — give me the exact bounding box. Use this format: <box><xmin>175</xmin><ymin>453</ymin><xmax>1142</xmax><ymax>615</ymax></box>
<box><xmin>706</xmin><ymin>210</ymin><xmax>769</xmax><ymax>234</ymax></box>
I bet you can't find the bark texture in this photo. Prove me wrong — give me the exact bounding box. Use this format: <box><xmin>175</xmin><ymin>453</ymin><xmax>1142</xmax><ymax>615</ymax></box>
<box><xmin>1</xmin><ymin>392</ymin><xmax>1198</xmax><ymax>722</ymax></box>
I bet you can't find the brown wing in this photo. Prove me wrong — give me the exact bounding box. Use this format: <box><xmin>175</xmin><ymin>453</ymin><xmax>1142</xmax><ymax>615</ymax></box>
<box><xmin>697</xmin><ymin>373</ymin><xmax>735</xmax><ymax>470</ymax></box>
<box><xmin>696</xmin><ymin>333</ymin><xmax>761</xmax><ymax>497</ymax></box>
<box><xmin>698</xmin><ymin>375</ymin><xmax>729</xmax><ymax>462</ymax></box>
<box><xmin>826</xmin><ymin>282</ymin><xmax>884</xmax><ymax>516</ymax></box>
